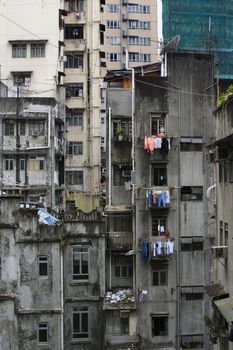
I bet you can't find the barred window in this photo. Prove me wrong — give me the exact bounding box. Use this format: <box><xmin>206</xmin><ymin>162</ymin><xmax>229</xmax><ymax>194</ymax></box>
<box><xmin>151</xmin><ymin>164</ymin><xmax>167</xmax><ymax>186</ymax></box>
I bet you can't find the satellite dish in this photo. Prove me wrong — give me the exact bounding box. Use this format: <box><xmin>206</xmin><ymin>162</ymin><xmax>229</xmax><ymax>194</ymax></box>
<box><xmin>160</xmin><ymin>35</ymin><xmax>181</xmax><ymax>55</ymax></box>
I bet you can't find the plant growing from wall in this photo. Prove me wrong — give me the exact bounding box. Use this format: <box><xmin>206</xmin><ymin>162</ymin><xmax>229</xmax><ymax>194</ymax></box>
<box><xmin>204</xmin><ymin>315</ymin><xmax>225</xmax><ymax>344</ymax></box>
<box><xmin>217</xmin><ymin>84</ymin><xmax>233</xmax><ymax>107</ymax></box>
<box><xmin>115</xmin><ymin>127</ymin><xmax>126</xmax><ymax>141</ymax></box>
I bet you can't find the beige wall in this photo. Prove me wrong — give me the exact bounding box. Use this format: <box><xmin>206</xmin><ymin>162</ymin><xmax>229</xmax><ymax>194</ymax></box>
<box><xmin>102</xmin><ymin>0</ymin><xmax>159</xmax><ymax>69</ymax></box>
<box><xmin>0</xmin><ymin>0</ymin><xmax>63</xmax><ymax>98</ymax></box>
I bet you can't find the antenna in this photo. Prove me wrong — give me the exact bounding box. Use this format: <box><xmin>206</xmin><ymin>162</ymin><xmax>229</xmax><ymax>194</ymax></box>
<box><xmin>160</xmin><ymin>35</ymin><xmax>181</xmax><ymax>55</ymax></box>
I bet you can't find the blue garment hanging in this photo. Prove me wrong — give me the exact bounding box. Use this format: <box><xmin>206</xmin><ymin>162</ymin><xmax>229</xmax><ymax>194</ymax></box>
<box><xmin>141</xmin><ymin>240</ymin><xmax>149</xmax><ymax>261</ymax></box>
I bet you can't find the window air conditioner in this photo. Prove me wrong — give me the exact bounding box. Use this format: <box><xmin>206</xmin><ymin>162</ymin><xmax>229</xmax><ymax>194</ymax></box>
<box><xmin>212</xmin><ymin>246</ymin><xmax>228</xmax><ymax>259</ymax></box>
<box><xmin>32</xmin><ymin>131</ymin><xmax>39</xmax><ymax>137</ymax></box>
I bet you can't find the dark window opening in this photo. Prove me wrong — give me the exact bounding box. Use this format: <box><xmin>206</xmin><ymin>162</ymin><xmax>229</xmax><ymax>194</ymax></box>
<box><xmin>151</xmin><ymin>164</ymin><xmax>167</xmax><ymax>186</ymax></box>
<box><xmin>181</xmin><ymin>186</ymin><xmax>203</xmax><ymax>201</ymax></box>
<box><xmin>152</xmin><ymin>315</ymin><xmax>168</xmax><ymax>336</ymax></box>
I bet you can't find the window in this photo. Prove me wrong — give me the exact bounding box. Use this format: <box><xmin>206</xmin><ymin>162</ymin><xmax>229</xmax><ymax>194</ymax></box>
<box><xmin>73</xmin><ymin>306</ymin><xmax>89</xmax><ymax>339</ymax></box>
<box><xmin>113</xmin><ymin>166</ymin><xmax>131</xmax><ymax>186</ymax></box>
<box><xmin>20</xmin><ymin>159</ymin><xmax>25</xmax><ymax>171</ymax></box>
<box><xmin>108</xmin><ymin>214</ymin><xmax>132</xmax><ymax>233</ymax></box>
<box><xmin>67</xmin><ymin>109</ymin><xmax>84</xmax><ymax>126</ymax></box>
<box><xmin>152</xmin><ymin>266</ymin><xmax>168</xmax><ymax>286</ymax></box>
<box><xmin>31</xmin><ymin>43</ymin><xmax>45</xmax><ymax>57</ymax></box>
<box><xmin>64</xmin><ymin>25</ymin><xmax>84</xmax><ymax>39</ymax></box>
<box><xmin>13</xmin><ymin>72</ymin><xmax>31</xmax><ymax>86</ymax></box>
<box><xmin>38</xmin><ymin>323</ymin><xmax>48</xmax><ymax>344</ymax></box>
<box><xmin>181</xmin><ymin>334</ymin><xmax>203</xmax><ymax>349</ymax></box>
<box><xmin>38</xmin><ymin>256</ymin><xmax>48</xmax><ymax>277</ymax></box>
<box><xmin>29</xmin><ymin>121</ymin><xmax>45</xmax><ymax>136</ymax></box>
<box><xmin>219</xmin><ymin>220</ymin><xmax>223</xmax><ymax>245</ymax></box>
<box><xmin>20</xmin><ymin>121</ymin><xmax>26</xmax><ymax>136</ymax></box>
<box><xmin>12</xmin><ymin>43</ymin><xmax>27</xmax><ymax>58</ymax></box>
<box><xmin>129</xmin><ymin>21</ymin><xmax>150</xmax><ymax>29</ymax></box>
<box><xmin>65</xmin><ymin>52</ymin><xmax>84</xmax><ymax>68</ymax></box>
<box><xmin>107</xmin><ymin>53</ymin><xmax>121</xmax><ymax>62</ymax></box>
<box><xmin>181</xmin><ymin>186</ymin><xmax>203</xmax><ymax>201</ymax></box>
<box><xmin>129</xmin><ymin>52</ymin><xmax>151</xmax><ymax>62</ymax></box>
<box><xmin>66</xmin><ymin>171</ymin><xmax>83</xmax><ymax>185</ymax></box>
<box><xmin>181</xmin><ymin>237</ymin><xmax>204</xmax><ymax>251</ymax></box>
<box><xmin>128</xmin><ymin>5</ymin><xmax>150</xmax><ymax>13</ymax></box>
<box><xmin>108</xmin><ymin>36</ymin><xmax>121</xmax><ymax>45</ymax></box>
<box><xmin>4</xmin><ymin>156</ymin><xmax>14</xmax><ymax>171</ymax></box>
<box><xmin>107</xmin><ymin>4</ymin><xmax>119</xmax><ymax>12</ymax></box>
<box><xmin>180</xmin><ymin>137</ymin><xmax>203</xmax><ymax>151</ymax></box>
<box><xmin>4</xmin><ymin>120</ymin><xmax>14</xmax><ymax>136</ymax></box>
<box><xmin>151</xmin><ymin>164</ymin><xmax>167</xmax><ymax>186</ymax></box>
<box><xmin>106</xmin><ymin>20</ymin><xmax>120</xmax><ymax>29</ymax></box>
<box><xmin>114</xmin><ymin>264</ymin><xmax>133</xmax><ymax>278</ymax></box>
<box><xmin>28</xmin><ymin>156</ymin><xmax>45</xmax><ymax>172</ymax></box>
<box><xmin>151</xmin><ymin>114</ymin><xmax>166</xmax><ymax>135</ymax></box>
<box><xmin>181</xmin><ymin>286</ymin><xmax>204</xmax><ymax>300</ymax></box>
<box><xmin>151</xmin><ymin>315</ymin><xmax>168</xmax><ymax>336</ymax></box>
<box><xmin>128</xmin><ymin>36</ymin><xmax>151</xmax><ymax>46</ymax></box>
<box><xmin>68</xmin><ymin>0</ymin><xmax>84</xmax><ymax>11</ymax></box>
<box><xmin>67</xmin><ymin>141</ymin><xmax>83</xmax><ymax>155</ymax></box>
<box><xmin>72</xmin><ymin>247</ymin><xmax>89</xmax><ymax>280</ymax></box>
<box><xmin>66</xmin><ymin>83</ymin><xmax>83</xmax><ymax>97</ymax></box>
<box><xmin>112</xmin><ymin>120</ymin><xmax>132</xmax><ymax>138</ymax></box>
<box><xmin>224</xmin><ymin>222</ymin><xmax>228</xmax><ymax>245</ymax></box>
<box><xmin>0</xmin><ymin>257</ymin><xmax>2</xmax><ymax>280</ymax></box>
<box><xmin>106</xmin><ymin>311</ymin><xmax>129</xmax><ymax>336</ymax></box>
<box><xmin>151</xmin><ymin>216</ymin><xmax>167</xmax><ymax>236</ymax></box>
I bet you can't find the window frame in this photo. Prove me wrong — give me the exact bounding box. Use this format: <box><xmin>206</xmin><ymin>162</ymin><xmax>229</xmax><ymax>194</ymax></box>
<box><xmin>72</xmin><ymin>247</ymin><xmax>89</xmax><ymax>281</ymax></box>
<box><xmin>38</xmin><ymin>255</ymin><xmax>49</xmax><ymax>278</ymax></box>
<box><xmin>66</xmin><ymin>83</ymin><xmax>84</xmax><ymax>98</ymax></box>
<box><xmin>67</xmin><ymin>141</ymin><xmax>83</xmax><ymax>155</ymax></box>
<box><xmin>151</xmin><ymin>315</ymin><xmax>168</xmax><ymax>337</ymax></box>
<box><xmin>152</xmin><ymin>266</ymin><xmax>168</xmax><ymax>286</ymax></box>
<box><xmin>4</xmin><ymin>156</ymin><xmax>14</xmax><ymax>171</ymax></box>
<box><xmin>67</xmin><ymin>109</ymin><xmax>84</xmax><ymax>127</ymax></box>
<box><xmin>12</xmin><ymin>43</ymin><xmax>27</xmax><ymax>58</ymax></box>
<box><xmin>30</xmin><ymin>42</ymin><xmax>45</xmax><ymax>58</ymax></box>
<box><xmin>151</xmin><ymin>163</ymin><xmax>167</xmax><ymax>187</ymax></box>
<box><xmin>181</xmin><ymin>237</ymin><xmax>204</xmax><ymax>252</ymax></box>
<box><xmin>38</xmin><ymin>323</ymin><xmax>48</xmax><ymax>344</ymax></box>
<box><xmin>181</xmin><ymin>186</ymin><xmax>203</xmax><ymax>201</ymax></box>
<box><xmin>151</xmin><ymin>216</ymin><xmax>167</xmax><ymax>236</ymax></box>
<box><xmin>66</xmin><ymin>171</ymin><xmax>84</xmax><ymax>186</ymax></box>
<box><xmin>65</xmin><ymin>52</ymin><xmax>84</xmax><ymax>69</ymax></box>
<box><xmin>4</xmin><ymin>120</ymin><xmax>15</xmax><ymax>136</ymax></box>
<box><xmin>72</xmin><ymin>306</ymin><xmax>89</xmax><ymax>340</ymax></box>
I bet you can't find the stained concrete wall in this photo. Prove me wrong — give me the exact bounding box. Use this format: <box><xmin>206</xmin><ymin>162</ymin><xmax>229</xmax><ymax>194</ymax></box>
<box><xmin>133</xmin><ymin>52</ymin><xmax>215</xmax><ymax>349</ymax></box>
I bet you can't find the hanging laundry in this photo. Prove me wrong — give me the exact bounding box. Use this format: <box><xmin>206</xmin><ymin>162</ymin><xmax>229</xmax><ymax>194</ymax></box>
<box><xmin>161</xmin><ymin>138</ymin><xmax>169</xmax><ymax>154</ymax></box>
<box><xmin>151</xmin><ymin>239</ymin><xmax>174</xmax><ymax>257</ymax></box>
<box><xmin>140</xmin><ymin>240</ymin><xmax>149</xmax><ymax>261</ymax></box>
<box><xmin>147</xmin><ymin>190</ymin><xmax>170</xmax><ymax>209</ymax></box>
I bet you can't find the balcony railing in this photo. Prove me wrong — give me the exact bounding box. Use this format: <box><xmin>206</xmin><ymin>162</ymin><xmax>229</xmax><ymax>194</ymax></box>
<box><xmin>108</xmin><ymin>231</ymin><xmax>133</xmax><ymax>250</ymax></box>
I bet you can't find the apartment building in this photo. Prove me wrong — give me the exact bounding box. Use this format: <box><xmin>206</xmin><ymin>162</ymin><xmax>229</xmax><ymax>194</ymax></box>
<box><xmin>64</xmin><ymin>0</ymin><xmax>103</xmax><ymax>212</ymax></box>
<box><xmin>105</xmin><ymin>52</ymin><xmax>215</xmax><ymax>349</ymax></box>
<box><xmin>206</xmin><ymin>94</ymin><xmax>233</xmax><ymax>350</ymax></box>
<box><xmin>102</xmin><ymin>0</ymin><xmax>159</xmax><ymax>69</ymax></box>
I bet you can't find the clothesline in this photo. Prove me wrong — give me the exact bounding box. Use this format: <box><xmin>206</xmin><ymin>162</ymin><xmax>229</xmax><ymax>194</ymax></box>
<box><xmin>144</xmin><ymin>136</ymin><xmax>170</xmax><ymax>154</ymax></box>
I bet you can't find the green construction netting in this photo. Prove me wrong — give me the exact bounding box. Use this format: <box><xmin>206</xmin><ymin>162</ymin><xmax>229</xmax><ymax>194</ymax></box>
<box><xmin>162</xmin><ymin>0</ymin><xmax>233</xmax><ymax>78</ymax></box>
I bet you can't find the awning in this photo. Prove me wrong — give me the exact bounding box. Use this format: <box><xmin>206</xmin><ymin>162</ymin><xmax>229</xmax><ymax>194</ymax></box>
<box><xmin>214</xmin><ymin>297</ymin><xmax>233</xmax><ymax>322</ymax></box>
<box><xmin>105</xmin><ymin>335</ymin><xmax>140</xmax><ymax>346</ymax></box>
<box><xmin>104</xmin><ymin>205</ymin><xmax>133</xmax><ymax>213</ymax></box>
<box><xmin>205</xmin><ymin>283</ymin><xmax>229</xmax><ymax>298</ymax></box>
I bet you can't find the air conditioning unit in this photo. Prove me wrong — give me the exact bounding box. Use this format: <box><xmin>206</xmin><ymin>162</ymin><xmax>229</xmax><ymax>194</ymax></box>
<box><xmin>32</xmin><ymin>131</ymin><xmax>39</xmax><ymax>137</ymax></box>
<box><xmin>212</xmin><ymin>246</ymin><xmax>228</xmax><ymax>259</ymax></box>
<box><xmin>60</xmin><ymin>56</ymin><xmax>67</xmax><ymax>62</ymax></box>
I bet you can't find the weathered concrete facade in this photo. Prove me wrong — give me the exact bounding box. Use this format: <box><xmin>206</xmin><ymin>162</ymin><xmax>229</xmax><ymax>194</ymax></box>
<box><xmin>0</xmin><ymin>96</ymin><xmax>65</xmax><ymax>209</ymax></box>
<box><xmin>105</xmin><ymin>52</ymin><xmax>215</xmax><ymax>349</ymax></box>
<box><xmin>0</xmin><ymin>194</ymin><xmax>105</xmax><ymax>350</ymax></box>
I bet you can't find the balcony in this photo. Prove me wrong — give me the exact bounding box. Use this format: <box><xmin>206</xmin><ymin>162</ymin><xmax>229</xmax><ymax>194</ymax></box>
<box><xmin>146</xmin><ymin>187</ymin><xmax>171</xmax><ymax>209</ymax></box>
<box><xmin>108</xmin><ymin>231</ymin><xmax>133</xmax><ymax>250</ymax></box>
<box><xmin>140</xmin><ymin>238</ymin><xmax>174</xmax><ymax>261</ymax></box>
<box><xmin>144</xmin><ymin>136</ymin><xmax>170</xmax><ymax>159</ymax></box>
<box><xmin>103</xmin><ymin>289</ymin><xmax>136</xmax><ymax>310</ymax></box>
<box><xmin>105</xmin><ymin>335</ymin><xmax>140</xmax><ymax>348</ymax></box>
